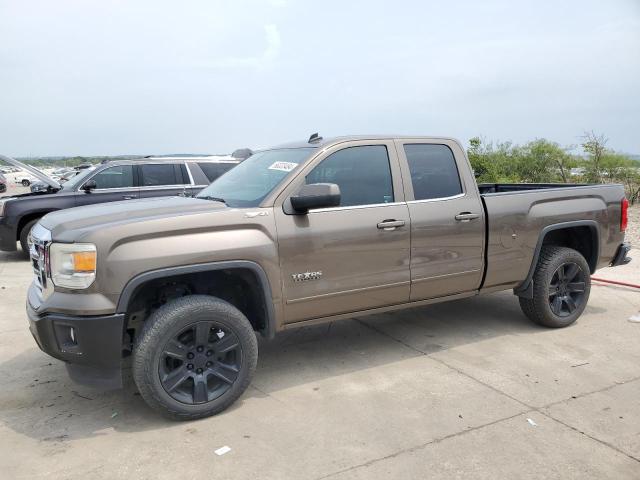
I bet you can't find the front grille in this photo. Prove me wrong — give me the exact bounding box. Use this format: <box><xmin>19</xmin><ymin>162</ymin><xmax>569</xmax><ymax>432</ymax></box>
<box><xmin>30</xmin><ymin>244</ymin><xmax>45</xmax><ymax>297</ymax></box>
<box><xmin>29</xmin><ymin>224</ymin><xmax>52</xmax><ymax>302</ymax></box>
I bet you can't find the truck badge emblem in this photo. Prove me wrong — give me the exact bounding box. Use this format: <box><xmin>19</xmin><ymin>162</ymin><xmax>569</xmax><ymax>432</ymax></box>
<box><xmin>291</xmin><ymin>271</ymin><xmax>323</xmax><ymax>282</ymax></box>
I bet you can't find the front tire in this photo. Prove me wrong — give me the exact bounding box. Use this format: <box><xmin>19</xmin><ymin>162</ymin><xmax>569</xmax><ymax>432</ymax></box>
<box><xmin>21</xmin><ymin>179</ymin><xmax>30</xmax><ymax>186</ymax></box>
<box><xmin>519</xmin><ymin>246</ymin><xmax>591</xmax><ymax>328</ymax></box>
<box><xmin>133</xmin><ymin>295</ymin><xmax>258</xmax><ymax>420</ymax></box>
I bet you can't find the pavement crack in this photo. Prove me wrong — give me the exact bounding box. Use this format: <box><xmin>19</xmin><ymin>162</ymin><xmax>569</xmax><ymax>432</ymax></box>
<box><xmin>355</xmin><ymin>319</ymin><xmax>533</xmax><ymax>410</ymax></box>
<box><xmin>541</xmin><ymin>376</ymin><xmax>640</xmax><ymax>410</ymax></box>
<box><xmin>315</xmin><ymin>410</ymin><xmax>531</xmax><ymax>480</ymax></box>
<box><xmin>539</xmin><ymin>411</ymin><xmax>640</xmax><ymax>464</ymax></box>
<box><xmin>355</xmin><ymin>318</ymin><xmax>640</xmax><ymax>470</ymax></box>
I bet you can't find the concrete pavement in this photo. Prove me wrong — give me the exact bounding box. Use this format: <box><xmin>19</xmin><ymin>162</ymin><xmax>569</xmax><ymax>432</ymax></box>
<box><xmin>0</xmin><ymin>248</ymin><xmax>638</xmax><ymax>479</ymax></box>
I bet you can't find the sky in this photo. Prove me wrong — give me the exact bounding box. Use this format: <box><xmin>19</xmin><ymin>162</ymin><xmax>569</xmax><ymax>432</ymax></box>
<box><xmin>0</xmin><ymin>0</ymin><xmax>639</xmax><ymax>157</ymax></box>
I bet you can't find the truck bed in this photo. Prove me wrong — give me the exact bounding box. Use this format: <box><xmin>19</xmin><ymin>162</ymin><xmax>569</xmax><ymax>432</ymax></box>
<box><xmin>478</xmin><ymin>182</ymin><xmax>626</xmax><ymax>293</ymax></box>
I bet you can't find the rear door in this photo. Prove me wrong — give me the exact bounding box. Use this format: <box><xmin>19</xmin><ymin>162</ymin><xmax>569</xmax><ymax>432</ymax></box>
<box><xmin>274</xmin><ymin>140</ymin><xmax>411</xmax><ymax>324</ymax></box>
<box><xmin>395</xmin><ymin>139</ymin><xmax>485</xmax><ymax>300</ymax></box>
<box><xmin>75</xmin><ymin>165</ymin><xmax>138</xmax><ymax>206</ymax></box>
<box><xmin>137</xmin><ymin>163</ymin><xmax>192</xmax><ymax>199</ymax></box>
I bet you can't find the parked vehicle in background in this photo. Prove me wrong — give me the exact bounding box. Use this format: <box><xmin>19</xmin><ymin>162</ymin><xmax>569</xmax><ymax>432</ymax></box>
<box><xmin>24</xmin><ymin>134</ymin><xmax>631</xmax><ymax>420</ymax></box>
<box><xmin>59</xmin><ymin>169</ymin><xmax>84</xmax><ymax>183</ymax></box>
<box><xmin>0</xmin><ymin>173</ymin><xmax>6</xmax><ymax>194</ymax></box>
<box><xmin>0</xmin><ymin>154</ymin><xmax>242</xmax><ymax>256</ymax></box>
<box><xmin>11</xmin><ymin>170</ymin><xmax>37</xmax><ymax>187</ymax></box>
<box><xmin>49</xmin><ymin>168</ymin><xmax>74</xmax><ymax>181</ymax></box>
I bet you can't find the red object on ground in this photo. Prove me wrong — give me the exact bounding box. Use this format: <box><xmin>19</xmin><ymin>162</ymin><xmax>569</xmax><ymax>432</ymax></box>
<box><xmin>591</xmin><ymin>277</ymin><xmax>640</xmax><ymax>289</ymax></box>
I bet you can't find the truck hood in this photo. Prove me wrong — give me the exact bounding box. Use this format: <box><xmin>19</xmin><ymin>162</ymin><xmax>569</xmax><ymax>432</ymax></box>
<box><xmin>40</xmin><ymin>196</ymin><xmax>226</xmax><ymax>237</ymax></box>
<box><xmin>0</xmin><ymin>154</ymin><xmax>61</xmax><ymax>190</ymax></box>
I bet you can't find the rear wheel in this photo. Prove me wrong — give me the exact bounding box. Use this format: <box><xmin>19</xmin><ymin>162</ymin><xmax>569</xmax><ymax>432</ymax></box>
<box><xmin>19</xmin><ymin>219</ymin><xmax>39</xmax><ymax>258</ymax></box>
<box><xmin>519</xmin><ymin>246</ymin><xmax>591</xmax><ymax>328</ymax></box>
<box><xmin>21</xmin><ymin>179</ymin><xmax>30</xmax><ymax>186</ymax></box>
<box><xmin>133</xmin><ymin>295</ymin><xmax>258</xmax><ymax>420</ymax></box>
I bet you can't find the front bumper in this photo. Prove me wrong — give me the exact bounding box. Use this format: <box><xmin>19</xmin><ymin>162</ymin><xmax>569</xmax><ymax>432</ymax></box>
<box><xmin>27</xmin><ymin>299</ymin><xmax>125</xmax><ymax>389</ymax></box>
<box><xmin>611</xmin><ymin>242</ymin><xmax>632</xmax><ymax>267</ymax></box>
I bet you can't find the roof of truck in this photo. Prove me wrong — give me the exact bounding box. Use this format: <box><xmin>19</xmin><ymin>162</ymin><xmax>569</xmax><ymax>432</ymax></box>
<box><xmin>272</xmin><ymin>135</ymin><xmax>461</xmax><ymax>150</ymax></box>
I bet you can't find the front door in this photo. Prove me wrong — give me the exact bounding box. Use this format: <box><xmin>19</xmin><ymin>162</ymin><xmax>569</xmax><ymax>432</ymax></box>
<box><xmin>275</xmin><ymin>141</ymin><xmax>411</xmax><ymax>324</ymax></box>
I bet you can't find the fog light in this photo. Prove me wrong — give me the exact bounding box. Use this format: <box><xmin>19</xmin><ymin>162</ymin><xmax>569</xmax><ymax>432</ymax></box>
<box><xmin>69</xmin><ymin>327</ymin><xmax>76</xmax><ymax>344</ymax></box>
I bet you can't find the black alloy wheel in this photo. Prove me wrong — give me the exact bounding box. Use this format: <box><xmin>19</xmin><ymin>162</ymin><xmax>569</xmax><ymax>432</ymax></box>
<box><xmin>519</xmin><ymin>246</ymin><xmax>591</xmax><ymax>328</ymax></box>
<box><xmin>548</xmin><ymin>262</ymin><xmax>586</xmax><ymax>317</ymax></box>
<box><xmin>159</xmin><ymin>321</ymin><xmax>242</xmax><ymax>404</ymax></box>
<box><xmin>133</xmin><ymin>295</ymin><xmax>258</xmax><ymax>420</ymax></box>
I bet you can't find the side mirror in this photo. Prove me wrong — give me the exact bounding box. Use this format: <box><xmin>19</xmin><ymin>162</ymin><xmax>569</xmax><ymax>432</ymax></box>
<box><xmin>82</xmin><ymin>179</ymin><xmax>97</xmax><ymax>192</ymax></box>
<box><xmin>290</xmin><ymin>183</ymin><xmax>341</xmax><ymax>214</ymax></box>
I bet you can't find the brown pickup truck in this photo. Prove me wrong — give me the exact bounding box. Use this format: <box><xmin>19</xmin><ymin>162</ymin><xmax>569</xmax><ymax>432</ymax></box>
<box><xmin>26</xmin><ymin>135</ymin><xmax>631</xmax><ymax>419</ymax></box>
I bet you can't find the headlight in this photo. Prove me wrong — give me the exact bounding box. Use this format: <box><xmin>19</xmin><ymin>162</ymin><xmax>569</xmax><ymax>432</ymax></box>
<box><xmin>49</xmin><ymin>243</ymin><xmax>97</xmax><ymax>289</ymax></box>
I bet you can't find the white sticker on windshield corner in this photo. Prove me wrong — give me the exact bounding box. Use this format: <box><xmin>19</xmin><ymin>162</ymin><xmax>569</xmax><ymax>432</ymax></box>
<box><xmin>268</xmin><ymin>161</ymin><xmax>298</xmax><ymax>172</ymax></box>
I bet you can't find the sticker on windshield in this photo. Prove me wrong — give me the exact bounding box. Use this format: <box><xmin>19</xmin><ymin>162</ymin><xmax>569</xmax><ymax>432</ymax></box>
<box><xmin>268</xmin><ymin>161</ymin><xmax>298</xmax><ymax>172</ymax></box>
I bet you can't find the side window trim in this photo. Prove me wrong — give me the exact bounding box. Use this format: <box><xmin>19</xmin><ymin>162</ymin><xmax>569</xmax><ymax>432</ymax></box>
<box><xmin>308</xmin><ymin>201</ymin><xmax>406</xmax><ymax>214</ymax></box>
<box><xmin>184</xmin><ymin>163</ymin><xmax>196</xmax><ymax>185</ymax></box>
<box><xmin>406</xmin><ymin>192</ymin><xmax>466</xmax><ymax>204</ymax></box>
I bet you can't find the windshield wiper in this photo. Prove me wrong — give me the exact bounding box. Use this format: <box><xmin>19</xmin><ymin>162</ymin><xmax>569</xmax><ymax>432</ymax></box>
<box><xmin>200</xmin><ymin>195</ymin><xmax>226</xmax><ymax>204</ymax></box>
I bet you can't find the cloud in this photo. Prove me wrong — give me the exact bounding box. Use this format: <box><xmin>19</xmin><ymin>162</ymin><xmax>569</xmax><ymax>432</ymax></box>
<box><xmin>208</xmin><ymin>24</ymin><xmax>281</xmax><ymax>69</ymax></box>
<box><xmin>263</xmin><ymin>24</ymin><xmax>281</xmax><ymax>62</ymax></box>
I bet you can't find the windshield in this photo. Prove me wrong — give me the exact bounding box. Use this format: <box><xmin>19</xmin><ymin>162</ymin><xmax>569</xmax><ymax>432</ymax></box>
<box><xmin>197</xmin><ymin>148</ymin><xmax>315</xmax><ymax>207</ymax></box>
<box><xmin>60</xmin><ymin>168</ymin><xmax>94</xmax><ymax>190</ymax></box>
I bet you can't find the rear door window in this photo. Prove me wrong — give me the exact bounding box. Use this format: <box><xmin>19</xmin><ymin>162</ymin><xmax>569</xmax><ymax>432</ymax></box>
<box><xmin>404</xmin><ymin>144</ymin><xmax>462</xmax><ymax>200</ymax></box>
<box><xmin>306</xmin><ymin>145</ymin><xmax>393</xmax><ymax>207</ymax></box>
<box><xmin>140</xmin><ymin>164</ymin><xmax>179</xmax><ymax>186</ymax></box>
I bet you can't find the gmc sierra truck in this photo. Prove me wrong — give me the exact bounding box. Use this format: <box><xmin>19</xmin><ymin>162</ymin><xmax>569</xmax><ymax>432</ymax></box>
<box><xmin>25</xmin><ymin>135</ymin><xmax>631</xmax><ymax>420</ymax></box>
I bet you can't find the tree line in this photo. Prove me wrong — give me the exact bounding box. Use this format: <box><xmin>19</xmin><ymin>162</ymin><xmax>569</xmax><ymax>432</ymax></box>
<box><xmin>467</xmin><ymin>131</ymin><xmax>640</xmax><ymax>204</ymax></box>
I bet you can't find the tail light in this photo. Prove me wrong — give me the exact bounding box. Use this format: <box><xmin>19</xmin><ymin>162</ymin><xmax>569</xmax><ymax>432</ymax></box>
<box><xmin>621</xmin><ymin>198</ymin><xmax>628</xmax><ymax>232</ymax></box>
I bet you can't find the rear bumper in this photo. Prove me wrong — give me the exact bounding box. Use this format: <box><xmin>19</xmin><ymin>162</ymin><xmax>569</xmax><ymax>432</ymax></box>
<box><xmin>611</xmin><ymin>242</ymin><xmax>632</xmax><ymax>267</ymax></box>
<box><xmin>26</xmin><ymin>299</ymin><xmax>125</xmax><ymax>389</ymax></box>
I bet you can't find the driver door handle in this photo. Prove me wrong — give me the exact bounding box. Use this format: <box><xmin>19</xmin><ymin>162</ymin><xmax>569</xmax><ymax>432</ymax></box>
<box><xmin>455</xmin><ymin>212</ymin><xmax>480</xmax><ymax>221</ymax></box>
<box><xmin>377</xmin><ymin>219</ymin><xmax>405</xmax><ymax>230</ymax></box>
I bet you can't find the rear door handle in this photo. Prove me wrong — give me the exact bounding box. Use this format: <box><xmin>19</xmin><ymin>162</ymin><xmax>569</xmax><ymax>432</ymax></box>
<box><xmin>122</xmin><ymin>195</ymin><xmax>136</xmax><ymax>200</ymax></box>
<box><xmin>455</xmin><ymin>212</ymin><xmax>480</xmax><ymax>221</ymax></box>
<box><xmin>377</xmin><ymin>219</ymin><xmax>405</xmax><ymax>230</ymax></box>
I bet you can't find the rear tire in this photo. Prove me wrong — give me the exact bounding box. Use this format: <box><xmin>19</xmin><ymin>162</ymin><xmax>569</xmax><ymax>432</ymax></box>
<box><xmin>21</xmin><ymin>179</ymin><xmax>30</xmax><ymax>186</ymax></box>
<box><xmin>19</xmin><ymin>219</ymin><xmax>39</xmax><ymax>258</ymax></box>
<box><xmin>519</xmin><ymin>246</ymin><xmax>591</xmax><ymax>328</ymax></box>
<box><xmin>133</xmin><ymin>295</ymin><xmax>258</xmax><ymax>420</ymax></box>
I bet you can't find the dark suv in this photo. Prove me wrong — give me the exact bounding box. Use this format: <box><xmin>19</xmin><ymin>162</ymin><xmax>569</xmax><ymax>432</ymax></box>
<box><xmin>0</xmin><ymin>155</ymin><xmax>242</xmax><ymax>255</ymax></box>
